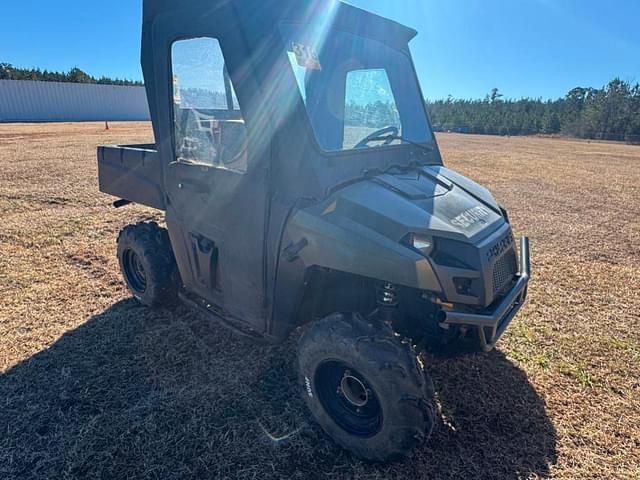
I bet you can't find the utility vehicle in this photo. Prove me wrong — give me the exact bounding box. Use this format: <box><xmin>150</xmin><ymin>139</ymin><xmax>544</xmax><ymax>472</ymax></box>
<box><xmin>98</xmin><ymin>0</ymin><xmax>531</xmax><ymax>462</ymax></box>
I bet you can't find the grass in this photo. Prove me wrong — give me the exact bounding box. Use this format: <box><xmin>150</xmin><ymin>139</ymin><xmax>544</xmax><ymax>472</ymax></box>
<box><xmin>1</xmin><ymin>122</ymin><xmax>639</xmax><ymax>479</ymax></box>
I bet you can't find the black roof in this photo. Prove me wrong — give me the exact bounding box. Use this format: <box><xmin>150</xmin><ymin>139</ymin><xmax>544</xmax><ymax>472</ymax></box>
<box><xmin>142</xmin><ymin>0</ymin><xmax>417</xmax><ymax>47</ymax></box>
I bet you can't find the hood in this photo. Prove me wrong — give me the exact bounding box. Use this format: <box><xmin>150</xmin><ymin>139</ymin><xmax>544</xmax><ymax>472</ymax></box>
<box><xmin>282</xmin><ymin>165</ymin><xmax>506</xmax><ymax>291</ymax></box>
<box><xmin>318</xmin><ymin>166</ymin><xmax>504</xmax><ymax>244</ymax></box>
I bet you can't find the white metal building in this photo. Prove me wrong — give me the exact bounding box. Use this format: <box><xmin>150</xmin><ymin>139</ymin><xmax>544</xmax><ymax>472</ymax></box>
<box><xmin>0</xmin><ymin>80</ymin><xmax>150</xmax><ymax>122</ymax></box>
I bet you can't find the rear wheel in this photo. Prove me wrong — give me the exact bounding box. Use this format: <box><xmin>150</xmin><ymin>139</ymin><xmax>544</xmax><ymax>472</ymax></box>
<box><xmin>117</xmin><ymin>222</ymin><xmax>179</xmax><ymax>308</ymax></box>
<box><xmin>298</xmin><ymin>313</ymin><xmax>436</xmax><ymax>462</ymax></box>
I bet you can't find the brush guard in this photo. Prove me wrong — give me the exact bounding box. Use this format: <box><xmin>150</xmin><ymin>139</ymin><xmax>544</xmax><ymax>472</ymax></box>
<box><xmin>440</xmin><ymin>237</ymin><xmax>531</xmax><ymax>352</ymax></box>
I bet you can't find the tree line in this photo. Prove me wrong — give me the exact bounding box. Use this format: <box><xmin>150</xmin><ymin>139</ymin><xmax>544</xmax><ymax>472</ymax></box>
<box><xmin>0</xmin><ymin>63</ymin><xmax>143</xmax><ymax>86</ymax></box>
<box><xmin>426</xmin><ymin>79</ymin><xmax>640</xmax><ymax>143</ymax></box>
<box><xmin>2</xmin><ymin>63</ymin><xmax>638</xmax><ymax>143</ymax></box>
<box><xmin>345</xmin><ymin>100</ymin><xmax>400</xmax><ymax>128</ymax></box>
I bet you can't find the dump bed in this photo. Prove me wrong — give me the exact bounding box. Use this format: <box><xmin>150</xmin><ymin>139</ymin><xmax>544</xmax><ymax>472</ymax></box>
<box><xmin>97</xmin><ymin>144</ymin><xmax>165</xmax><ymax>210</ymax></box>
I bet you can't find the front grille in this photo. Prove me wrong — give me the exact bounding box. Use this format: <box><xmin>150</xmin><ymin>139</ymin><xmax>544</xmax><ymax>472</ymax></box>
<box><xmin>492</xmin><ymin>249</ymin><xmax>518</xmax><ymax>295</ymax></box>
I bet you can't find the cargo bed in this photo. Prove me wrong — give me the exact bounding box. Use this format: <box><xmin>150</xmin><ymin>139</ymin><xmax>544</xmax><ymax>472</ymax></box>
<box><xmin>97</xmin><ymin>144</ymin><xmax>165</xmax><ymax>210</ymax></box>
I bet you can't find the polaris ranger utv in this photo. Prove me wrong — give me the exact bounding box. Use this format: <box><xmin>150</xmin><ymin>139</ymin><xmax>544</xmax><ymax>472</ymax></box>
<box><xmin>97</xmin><ymin>0</ymin><xmax>531</xmax><ymax>462</ymax></box>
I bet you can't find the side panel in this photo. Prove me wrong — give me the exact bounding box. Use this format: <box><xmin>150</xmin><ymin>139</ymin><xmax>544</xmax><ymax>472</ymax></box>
<box><xmin>268</xmin><ymin>205</ymin><xmax>444</xmax><ymax>340</ymax></box>
<box><xmin>285</xmin><ymin>209</ymin><xmax>443</xmax><ymax>292</ymax></box>
<box><xmin>97</xmin><ymin>145</ymin><xmax>165</xmax><ymax>210</ymax></box>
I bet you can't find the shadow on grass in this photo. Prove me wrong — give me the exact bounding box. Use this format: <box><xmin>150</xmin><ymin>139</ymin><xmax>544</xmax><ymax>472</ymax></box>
<box><xmin>0</xmin><ymin>300</ymin><xmax>557</xmax><ymax>479</ymax></box>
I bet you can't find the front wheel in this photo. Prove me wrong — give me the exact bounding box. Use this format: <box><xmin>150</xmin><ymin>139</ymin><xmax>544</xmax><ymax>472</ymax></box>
<box><xmin>297</xmin><ymin>313</ymin><xmax>436</xmax><ymax>462</ymax></box>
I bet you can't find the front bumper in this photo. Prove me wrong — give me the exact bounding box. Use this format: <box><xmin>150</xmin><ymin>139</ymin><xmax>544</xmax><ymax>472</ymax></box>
<box><xmin>441</xmin><ymin>237</ymin><xmax>531</xmax><ymax>352</ymax></box>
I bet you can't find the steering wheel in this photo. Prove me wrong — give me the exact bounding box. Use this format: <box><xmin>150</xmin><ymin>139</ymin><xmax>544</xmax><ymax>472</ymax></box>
<box><xmin>354</xmin><ymin>126</ymin><xmax>399</xmax><ymax>149</ymax></box>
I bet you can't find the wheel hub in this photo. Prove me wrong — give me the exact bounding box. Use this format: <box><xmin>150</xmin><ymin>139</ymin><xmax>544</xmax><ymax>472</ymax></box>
<box><xmin>339</xmin><ymin>371</ymin><xmax>370</xmax><ymax>408</ymax></box>
<box><xmin>314</xmin><ymin>361</ymin><xmax>382</xmax><ymax>437</ymax></box>
<box><xmin>123</xmin><ymin>248</ymin><xmax>147</xmax><ymax>293</ymax></box>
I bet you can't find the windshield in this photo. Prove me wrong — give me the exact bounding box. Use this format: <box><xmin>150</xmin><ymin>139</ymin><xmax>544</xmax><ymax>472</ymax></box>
<box><xmin>281</xmin><ymin>24</ymin><xmax>433</xmax><ymax>152</ymax></box>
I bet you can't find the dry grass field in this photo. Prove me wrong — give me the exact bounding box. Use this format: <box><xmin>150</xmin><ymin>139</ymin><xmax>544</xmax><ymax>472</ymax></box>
<box><xmin>1</xmin><ymin>122</ymin><xmax>638</xmax><ymax>479</ymax></box>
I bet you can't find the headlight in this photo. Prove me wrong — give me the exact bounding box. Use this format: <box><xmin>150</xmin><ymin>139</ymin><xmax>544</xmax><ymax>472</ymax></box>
<box><xmin>406</xmin><ymin>234</ymin><xmax>434</xmax><ymax>256</ymax></box>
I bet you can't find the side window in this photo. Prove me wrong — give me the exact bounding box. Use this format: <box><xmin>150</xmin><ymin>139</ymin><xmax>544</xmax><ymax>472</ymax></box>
<box><xmin>171</xmin><ymin>37</ymin><xmax>247</xmax><ymax>173</ymax></box>
<box><xmin>343</xmin><ymin>69</ymin><xmax>401</xmax><ymax>149</ymax></box>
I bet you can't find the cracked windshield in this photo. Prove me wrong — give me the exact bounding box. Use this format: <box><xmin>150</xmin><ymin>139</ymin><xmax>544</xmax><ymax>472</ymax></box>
<box><xmin>282</xmin><ymin>25</ymin><xmax>433</xmax><ymax>151</ymax></box>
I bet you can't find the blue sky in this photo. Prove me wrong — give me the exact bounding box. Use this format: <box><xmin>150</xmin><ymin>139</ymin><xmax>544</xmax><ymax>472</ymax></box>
<box><xmin>1</xmin><ymin>0</ymin><xmax>638</xmax><ymax>100</ymax></box>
